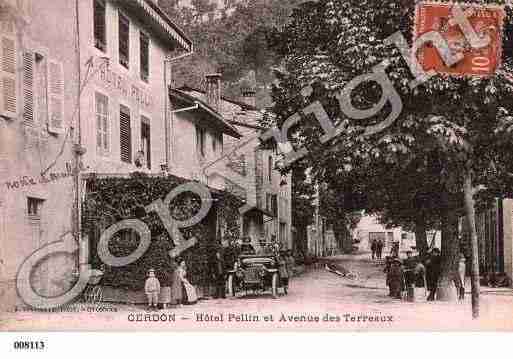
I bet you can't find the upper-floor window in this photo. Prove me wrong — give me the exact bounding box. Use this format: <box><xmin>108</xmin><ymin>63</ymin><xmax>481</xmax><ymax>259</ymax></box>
<box><xmin>212</xmin><ymin>133</ymin><xmax>222</xmax><ymax>153</ymax></box>
<box><xmin>140</xmin><ymin>116</ymin><xmax>151</xmax><ymax>169</ymax></box>
<box><xmin>120</xmin><ymin>104</ymin><xmax>132</xmax><ymax>163</ymax></box>
<box><xmin>95</xmin><ymin>92</ymin><xmax>109</xmax><ymax>154</ymax></box>
<box><xmin>94</xmin><ymin>0</ymin><xmax>106</xmax><ymax>52</ymax></box>
<box><xmin>118</xmin><ymin>12</ymin><xmax>130</xmax><ymax>69</ymax></box>
<box><xmin>196</xmin><ymin>126</ymin><xmax>206</xmax><ymax>158</ymax></box>
<box><xmin>140</xmin><ymin>32</ymin><xmax>149</xmax><ymax>82</ymax></box>
<box><xmin>212</xmin><ymin>134</ymin><xmax>217</xmax><ymax>153</ymax></box>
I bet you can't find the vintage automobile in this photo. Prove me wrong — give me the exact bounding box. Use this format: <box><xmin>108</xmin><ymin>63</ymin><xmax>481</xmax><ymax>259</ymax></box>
<box><xmin>226</xmin><ymin>254</ymin><xmax>285</xmax><ymax>298</ymax></box>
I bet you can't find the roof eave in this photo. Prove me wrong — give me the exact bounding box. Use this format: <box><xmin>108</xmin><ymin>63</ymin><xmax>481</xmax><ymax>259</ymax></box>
<box><xmin>169</xmin><ymin>89</ymin><xmax>242</xmax><ymax>139</ymax></box>
<box><xmin>114</xmin><ymin>0</ymin><xmax>192</xmax><ymax>52</ymax></box>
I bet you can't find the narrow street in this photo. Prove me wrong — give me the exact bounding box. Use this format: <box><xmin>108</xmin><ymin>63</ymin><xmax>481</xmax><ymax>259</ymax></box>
<box><xmin>3</xmin><ymin>254</ymin><xmax>513</xmax><ymax>331</ymax></box>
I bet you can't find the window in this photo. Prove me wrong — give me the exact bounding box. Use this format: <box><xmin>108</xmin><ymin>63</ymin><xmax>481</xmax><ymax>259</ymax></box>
<box><xmin>120</xmin><ymin>105</ymin><xmax>131</xmax><ymax>163</ymax></box>
<box><xmin>27</xmin><ymin>197</ymin><xmax>44</xmax><ymax>218</ymax></box>
<box><xmin>95</xmin><ymin>92</ymin><xmax>109</xmax><ymax>153</ymax></box>
<box><xmin>266</xmin><ymin>193</ymin><xmax>271</xmax><ymax>212</ymax></box>
<box><xmin>140</xmin><ymin>32</ymin><xmax>149</xmax><ymax>82</ymax></box>
<box><xmin>1</xmin><ymin>25</ymin><xmax>18</xmax><ymax>118</ymax></box>
<box><xmin>268</xmin><ymin>155</ymin><xmax>273</xmax><ymax>183</ymax></box>
<box><xmin>94</xmin><ymin>0</ymin><xmax>106</xmax><ymax>52</ymax></box>
<box><xmin>212</xmin><ymin>134</ymin><xmax>222</xmax><ymax>153</ymax></box>
<box><xmin>141</xmin><ymin>116</ymin><xmax>151</xmax><ymax>169</ymax></box>
<box><xmin>118</xmin><ymin>12</ymin><xmax>130</xmax><ymax>69</ymax></box>
<box><xmin>196</xmin><ymin>126</ymin><xmax>206</xmax><ymax>158</ymax></box>
<box><xmin>35</xmin><ymin>53</ymin><xmax>48</xmax><ymax>126</ymax></box>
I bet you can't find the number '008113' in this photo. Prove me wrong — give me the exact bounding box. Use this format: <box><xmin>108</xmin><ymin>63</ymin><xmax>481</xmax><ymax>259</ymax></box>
<box><xmin>13</xmin><ymin>341</ymin><xmax>46</xmax><ymax>350</ymax></box>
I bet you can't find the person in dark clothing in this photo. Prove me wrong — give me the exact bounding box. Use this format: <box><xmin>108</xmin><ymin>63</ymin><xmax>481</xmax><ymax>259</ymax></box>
<box><xmin>388</xmin><ymin>258</ymin><xmax>404</xmax><ymax>299</ymax></box>
<box><xmin>376</xmin><ymin>240</ymin><xmax>384</xmax><ymax>259</ymax></box>
<box><xmin>370</xmin><ymin>239</ymin><xmax>377</xmax><ymax>260</ymax></box>
<box><xmin>425</xmin><ymin>248</ymin><xmax>442</xmax><ymax>301</ymax></box>
<box><xmin>403</xmin><ymin>251</ymin><xmax>417</xmax><ymax>301</ymax></box>
<box><xmin>212</xmin><ymin>250</ymin><xmax>226</xmax><ymax>299</ymax></box>
<box><xmin>390</xmin><ymin>241</ymin><xmax>400</xmax><ymax>258</ymax></box>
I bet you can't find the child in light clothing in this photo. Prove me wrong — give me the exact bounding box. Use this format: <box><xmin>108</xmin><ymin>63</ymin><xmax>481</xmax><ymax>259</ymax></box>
<box><xmin>145</xmin><ymin>269</ymin><xmax>160</xmax><ymax>310</ymax></box>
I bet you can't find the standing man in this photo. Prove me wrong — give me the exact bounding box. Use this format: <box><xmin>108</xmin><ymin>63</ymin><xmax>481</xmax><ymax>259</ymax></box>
<box><xmin>425</xmin><ymin>248</ymin><xmax>442</xmax><ymax>301</ymax></box>
<box><xmin>213</xmin><ymin>249</ymin><xmax>226</xmax><ymax>299</ymax></box>
<box><xmin>403</xmin><ymin>251</ymin><xmax>416</xmax><ymax>301</ymax></box>
<box><xmin>377</xmin><ymin>239</ymin><xmax>385</xmax><ymax>260</ymax></box>
<box><xmin>370</xmin><ymin>239</ymin><xmax>377</xmax><ymax>260</ymax></box>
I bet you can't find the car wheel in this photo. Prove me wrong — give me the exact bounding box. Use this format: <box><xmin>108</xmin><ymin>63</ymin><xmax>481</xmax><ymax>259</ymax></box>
<box><xmin>271</xmin><ymin>273</ymin><xmax>278</xmax><ymax>298</ymax></box>
<box><xmin>227</xmin><ymin>274</ymin><xmax>235</xmax><ymax>297</ymax></box>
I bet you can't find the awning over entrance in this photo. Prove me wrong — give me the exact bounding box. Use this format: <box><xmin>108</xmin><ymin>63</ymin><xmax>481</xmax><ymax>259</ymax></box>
<box><xmin>243</xmin><ymin>206</ymin><xmax>275</xmax><ymax>219</ymax></box>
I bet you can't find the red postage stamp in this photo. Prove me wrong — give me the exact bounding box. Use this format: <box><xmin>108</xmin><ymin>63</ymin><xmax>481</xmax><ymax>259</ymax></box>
<box><xmin>414</xmin><ymin>2</ymin><xmax>505</xmax><ymax>77</ymax></box>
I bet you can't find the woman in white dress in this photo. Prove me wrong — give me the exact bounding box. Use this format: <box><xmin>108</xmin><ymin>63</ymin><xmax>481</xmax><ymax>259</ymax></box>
<box><xmin>178</xmin><ymin>260</ymin><xmax>198</xmax><ymax>305</ymax></box>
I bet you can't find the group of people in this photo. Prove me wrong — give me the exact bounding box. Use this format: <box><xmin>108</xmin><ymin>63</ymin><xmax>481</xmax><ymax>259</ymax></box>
<box><xmin>370</xmin><ymin>239</ymin><xmax>385</xmax><ymax>260</ymax></box>
<box><xmin>144</xmin><ymin>246</ymin><xmax>297</xmax><ymax>309</ymax></box>
<box><xmin>384</xmin><ymin>248</ymin><xmax>466</xmax><ymax>302</ymax></box>
<box><xmin>144</xmin><ymin>259</ymin><xmax>198</xmax><ymax>311</ymax></box>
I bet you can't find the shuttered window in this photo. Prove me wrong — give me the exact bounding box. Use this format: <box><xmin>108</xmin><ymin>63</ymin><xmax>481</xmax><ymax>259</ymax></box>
<box><xmin>35</xmin><ymin>53</ymin><xmax>48</xmax><ymax>127</ymax></box>
<box><xmin>120</xmin><ymin>105</ymin><xmax>131</xmax><ymax>163</ymax></box>
<box><xmin>94</xmin><ymin>0</ymin><xmax>107</xmax><ymax>52</ymax></box>
<box><xmin>0</xmin><ymin>29</ymin><xmax>17</xmax><ymax>119</ymax></box>
<box><xmin>196</xmin><ymin>125</ymin><xmax>206</xmax><ymax>158</ymax></box>
<box><xmin>95</xmin><ymin>92</ymin><xmax>109</xmax><ymax>154</ymax></box>
<box><xmin>141</xmin><ymin>116</ymin><xmax>151</xmax><ymax>169</ymax></box>
<box><xmin>140</xmin><ymin>32</ymin><xmax>149</xmax><ymax>82</ymax></box>
<box><xmin>118</xmin><ymin>12</ymin><xmax>129</xmax><ymax>69</ymax></box>
<box><xmin>48</xmin><ymin>60</ymin><xmax>64</xmax><ymax>134</ymax></box>
<box><xmin>23</xmin><ymin>51</ymin><xmax>35</xmax><ymax>125</ymax></box>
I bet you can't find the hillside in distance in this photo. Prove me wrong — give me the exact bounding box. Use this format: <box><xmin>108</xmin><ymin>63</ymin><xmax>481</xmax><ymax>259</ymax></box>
<box><xmin>159</xmin><ymin>0</ymin><xmax>303</xmax><ymax>108</ymax></box>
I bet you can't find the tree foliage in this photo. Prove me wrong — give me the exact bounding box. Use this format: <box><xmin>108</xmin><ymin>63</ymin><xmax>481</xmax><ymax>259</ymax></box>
<box><xmin>267</xmin><ymin>0</ymin><xmax>513</xmax><ymax>292</ymax></box>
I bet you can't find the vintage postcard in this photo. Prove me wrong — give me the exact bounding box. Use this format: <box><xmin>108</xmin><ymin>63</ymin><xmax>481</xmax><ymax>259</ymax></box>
<box><xmin>2</xmin><ymin>0</ymin><xmax>513</xmax><ymax>342</ymax></box>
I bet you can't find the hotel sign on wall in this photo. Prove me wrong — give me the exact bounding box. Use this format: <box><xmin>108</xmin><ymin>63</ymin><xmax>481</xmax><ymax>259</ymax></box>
<box><xmin>96</xmin><ymin>64</ymin><xmax>153</xmax><ymax>110</ymax></box>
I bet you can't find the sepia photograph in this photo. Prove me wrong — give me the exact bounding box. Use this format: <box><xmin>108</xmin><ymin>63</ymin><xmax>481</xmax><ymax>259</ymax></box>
<box><xmin>1</xmin><ymin>1</ymin><xmax>513</xmax><ymax>350</ymax></box>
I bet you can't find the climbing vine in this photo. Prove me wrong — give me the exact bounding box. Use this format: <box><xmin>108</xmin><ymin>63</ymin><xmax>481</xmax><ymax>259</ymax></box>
<box><xmin>82</xmin><ymin>172</ymin><xmax>243</xmax><ymax>291</ymax></box>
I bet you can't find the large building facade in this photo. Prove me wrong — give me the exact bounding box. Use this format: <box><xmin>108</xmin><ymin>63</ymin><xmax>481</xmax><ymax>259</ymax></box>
<box><xmin>0</xmin><ymin>0</ymin><xmax>293</xmax><ymax>311</ymax></box>
<box><xmin>0</xmin><ymin>0</ymin><xmax>192</xmax><ymax>310</ymax></box>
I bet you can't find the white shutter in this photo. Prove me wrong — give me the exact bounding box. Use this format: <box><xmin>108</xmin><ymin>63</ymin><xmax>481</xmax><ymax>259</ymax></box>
<box><xmin>47</xmin><ymin>60</ymin><xmax>64</xmax><ymax>134</ymax></box>
<box><xmin>22</xmin><ymin>51</ymin><xmax>35</xmax><ymax>125</ymax></box>
<box><xmin>0</xmin><ymin>32</ymin><xmax>18</xmax><ymax>119</ymax></box>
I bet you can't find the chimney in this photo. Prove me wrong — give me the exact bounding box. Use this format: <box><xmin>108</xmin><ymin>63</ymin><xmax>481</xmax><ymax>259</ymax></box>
<box><xmin>205</xmin><ymin>73</ymin><xmax>222</xmax><ymax>112</ymax></box>
<box><xmin>240</xmin><ymin>70</ymin><xmax>257</xmax><ymax>108</ymax></box>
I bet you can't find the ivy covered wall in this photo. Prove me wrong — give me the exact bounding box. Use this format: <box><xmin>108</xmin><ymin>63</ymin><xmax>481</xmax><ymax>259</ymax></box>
<box><xmin>82</xmin><ymin>172</ymin><xmax>242</xmax><ymax>291</ymax></box>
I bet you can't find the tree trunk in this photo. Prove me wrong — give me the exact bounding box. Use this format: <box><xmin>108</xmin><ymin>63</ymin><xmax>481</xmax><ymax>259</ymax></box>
<box><xmin>295</xmin><ymin>225</ymin><xmax>308</xmax><ymax>257</ymax></box>
<box><xmin>437</xmin><ymin>191</ymin><xmax>459</xmax><ymax>301</ymax></box>
<box><xmin>414</xmin><ymin>215</ymin><xmax>429</xmax><ymax>257</ymax></box>
<box><xmin>463</xmin><ymin>170</ymin><xmax>480</xmax><ymax>319</ymax></box>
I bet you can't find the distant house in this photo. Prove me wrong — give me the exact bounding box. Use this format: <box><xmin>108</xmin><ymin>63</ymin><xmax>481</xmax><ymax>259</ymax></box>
<box><xmin>352</xmin><ymin>215</ymin><xmax>441</xmax><ymax>255</ymax></box>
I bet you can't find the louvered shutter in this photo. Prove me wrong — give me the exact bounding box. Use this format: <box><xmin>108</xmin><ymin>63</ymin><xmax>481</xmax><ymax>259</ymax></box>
<box><xmin>120</xmin><ymin>105</ymin><xmax>131</xmax><ymax>163</ymax></box>
<box><xmin>0</xmin><ymin>32</ymin><xmax>18</xmax><ymax>119</ymax></box>
<box><xmin>47</xmin><ymin>60</ymin><xmax>64</xmax><ymax>134</ymax></box>
<box><xmin>22</xmin><ymin>51</ymin><xmax>35</xmax><ymax>125</ymax></box>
